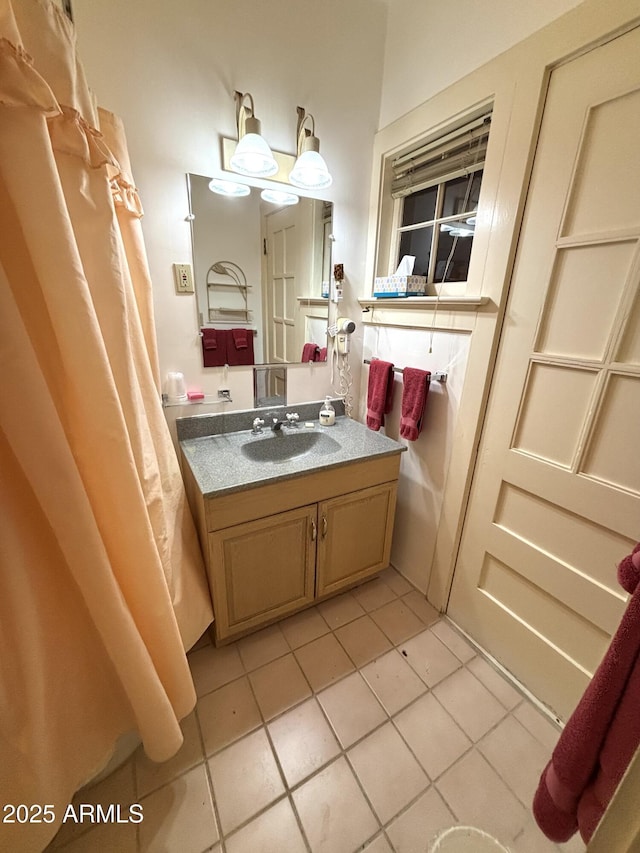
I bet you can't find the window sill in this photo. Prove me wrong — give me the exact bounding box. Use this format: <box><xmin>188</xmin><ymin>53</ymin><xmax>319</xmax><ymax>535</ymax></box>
<box><xmin>358</xmin><ymin>295</ymin><xmax>491</xmax><ymax>332</ymax></box>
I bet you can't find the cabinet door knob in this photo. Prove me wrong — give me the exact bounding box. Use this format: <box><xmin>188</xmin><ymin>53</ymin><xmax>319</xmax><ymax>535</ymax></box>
<box><xmin>321</xmin><ymin>515</ymin><xmax>328</xmax><ymax>537</ymax></box>
<box><xmin>311</xmin><ymin>519</ymin><xmax>317</xmax><ymax>540</ymax></box>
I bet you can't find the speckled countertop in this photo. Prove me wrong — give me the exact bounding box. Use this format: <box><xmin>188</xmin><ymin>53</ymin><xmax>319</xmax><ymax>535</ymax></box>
<box><xmin>180</xmin><ymin>416</ymin><xmax>406</xmax><ymax>498</ymax></box>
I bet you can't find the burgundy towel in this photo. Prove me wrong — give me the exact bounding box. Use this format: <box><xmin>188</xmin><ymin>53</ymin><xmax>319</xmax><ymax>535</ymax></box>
<box><xmin>316</xmin><ymin>347</ymin><xmax>327</xmax><ymax>362</ymax></box>
<box><xmin>232</xmin><ymin>328</ymin><xmax>248</xmax><ymax>349</ymax></box>
<box><xmin>227</xmin><ymin>328</ymin><xmax>254</xmax><ymax>365</ymax></box>
<box><xmin>533</xmin><ymin>542</ymin><xmax>640</xmax><ymax>844</ymax></box>
<box><xmin>399</xmin><ymin>367</ymin><xmax>430</xmax><ymax>441</ymax></box>
<box><xmin>366</xmin><ymin>360</ymin><xmax>394</xmax><ymax>431</ymax></box>
<box><xmin>301</xmin><ymin>343</ymin><xmax>319</xmax><ymax>362</ymax></box>
<box><xmin>201</xmin><ymin>328</ymin><xmax>227</xmax><ymax>367</ymax></box>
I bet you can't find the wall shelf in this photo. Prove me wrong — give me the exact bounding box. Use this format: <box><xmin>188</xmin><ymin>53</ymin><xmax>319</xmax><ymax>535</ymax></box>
<box><xmin>358</xmin><ymin>295</ymin><xmax>492</xmax><ymax>333</ymax></box>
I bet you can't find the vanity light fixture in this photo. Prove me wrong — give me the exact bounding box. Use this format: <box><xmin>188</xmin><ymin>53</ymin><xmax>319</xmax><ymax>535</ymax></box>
<box><xmin>208</xmin><ymin>178</ymin><xmax>251</xmax><ymax>197</ymax></box>
<box><xmin>289</xmin><ymin>107</ymin><xmax>332</xmax><ymax>190</ymax></box>
<box><xmin>260</xmin><ymin>188</ymin><xmax>299</xmax><ymax>206</ymax></box>
<box><xmin>230</xmin><ymin>91</ymin><xmax>278</xmax><ymax>178</ymax></box>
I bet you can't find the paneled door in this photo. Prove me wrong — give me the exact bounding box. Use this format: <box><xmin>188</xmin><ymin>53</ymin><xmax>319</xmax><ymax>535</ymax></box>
<box><xmin>265</xmin><ymin>205</ymin><xmax>299</xmax><ymax>364</ymax></box>
<box><xmin>448</xmin><ymin>26</ymin><xmax>640</xmax><ymax>721</ymax></box>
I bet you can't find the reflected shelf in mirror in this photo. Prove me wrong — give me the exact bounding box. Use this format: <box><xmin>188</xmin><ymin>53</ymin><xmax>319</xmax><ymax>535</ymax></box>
<box><xmin>187</xmin><ymin>173</ymin><xmax>333</xmax><ymax>366</ymax></box>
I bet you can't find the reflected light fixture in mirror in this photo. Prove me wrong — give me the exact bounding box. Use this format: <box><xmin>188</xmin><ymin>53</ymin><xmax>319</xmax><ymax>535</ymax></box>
<box><xmin>261</xmin><ymin>188</ymin><xmax>299</xmax><ymax>206</ymax></box>
<box><xmin>230</xmin><ymin>91</ymin><xmax>278</xmax><ymax>178</ymax></box>
<box><xmin>289</xmin><ymin>107</ymin><xmax>332</xmax><ymax>190</ymax></box>
<box><xmin>208</xmin><ymin>177</ymin><xmax>250</xmax><ymax>197</ymax></box>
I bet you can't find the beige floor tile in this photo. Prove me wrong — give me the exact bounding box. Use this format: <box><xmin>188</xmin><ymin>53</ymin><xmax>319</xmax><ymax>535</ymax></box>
<box><xmin>208</xmin><ymin>729</ymin><xmax>285</xmax><ymax>835</ymax></box>
<box><xmin>513</xmin><ymin>701</ymin><xmax>561</xmax><ymax>752</ymax></box>
<box><xmin>467</xmin><ymin>656</ymin><xmax>522</xmax><ymax>710</ymax></box>
<box><xmin>348</xmin><ymin>723</ymin><xmax>428</xmax><ymax>824</ymax></box>
<box><xmin>386</xmin><ymin>786</ymin><xmax>455</xmax><ymax>853</ymax></box>
<box><xmin>433</xmin><ymin>668</ymin><xmax>507</xmax><ymax>741</ymax></box>
<box><xmin>430</xmin><ymin>620</ymin><xmax>476</xmax><ymax>663</ymax></box>
<box><xmin>294</xmin><ymin>633</ymin><xmax>355</xmax><ymax>691</ymax></box>
<box><xmin>224</xmin><ymin>797</ymin><xmax>307</xmax><ymax>853</ymax></box>
<box><xmin>58</xmin><ymin>821</ymin><xmax>137</xmax><ymax>853</ymax></box>
<box><xmin>560</xmin><ymin>828</ymin><xmax>588</xmax><ymax>852</ymax></box>
<box><xmin>361</xmin><ymin>649</ymin><xmax>427</xmax><ymax>715</ymax></box>
<box><xmin>370</xmin><ymin>598</ymin><xmax>427</xmax><ymax>645</ymax></box>
<box><xmin>139</xmin><ymin>764</ymin><xmax>218</xmax><ymax>853</ymax></box>
<box><xmin>293</xmin><ymin>757</ymin><xmax>379</xmax><ymax>853</ymax></box>
<box><xmin>136</xmin><ymin>711</ymin><xmax>204</xmax><ymax>798</ymax></box>
<box><xmin>401</xmin><ymin>590</ymin><xmax>440</xmax><ymax>626</ymax></box>
<box><xmin>317</xmin><ymin>591</ymin><xmax>365</xmax><ymax>629</ymax></box>
<box><xmin>379</xmin><ymin>566</ymin><xmax>414</xmax><ymax>596</ymax></box>
<box><xmin>248</xmin><ymin>653</ymin><xmax>312</xmax><ymax>721</ymax></box>
<box><xmin>513</xmin><ymin>818</ymin><xmax>569</xmax><ymax>853</ymax></box>
<box><xmin>478</xmin><ymin>715</ymin><xmax>550</xmax><ymax>807</ymax></box>
<box><xmin>236</xmin><ymin>623</ymin><xmax>290</xmax><ymax>671</ymax></box>
<box><xmin>436</xmin><ymin>749</ymin><xmax>529</xmax><ymax>844</ymax></box>
<box><xmin>268</xmin><ymin>697</ymin><xmax>341</xmax><ymax>787</ymax></box>
<box><xmin>318</xmin><ymin>671</ymin><xmax>387</xmax><ymax>748</ymax></box>
<box><xmin>189</xmin><ymin>643</ymin><xmax>245</xmax><ymax>698</ymax></box>
<box><xmin>399</xmin><ymin>629</ymin><xmax>462</xmax><ymax>688</ymax></box>
<box><xmin>197</xmin><ymin>676</ymin><xmax>262</xmax><ymax>755</ymax></box>
<box><xmin>334</xmin><ymin>614</ymin><xmax>392</xmax><ymax>666</ymax></box>
<box><xmin>352</xmin><ymin>577</ymin><xmax>397</xmax><ymax>612</ymax></box>
<box><xmin>394</xmin><ymin>692</ymin><xmax>472</xmax><ymax>780</ymax></box>
<box><xmin>362</xmin><ymin>834</ymin><xmax>394</xmax><ymax>853</ymax></box>
<box><xmin>279</xmin><ymin>607</ymin><xmax>329</xmax><ymax>649</ymax></box>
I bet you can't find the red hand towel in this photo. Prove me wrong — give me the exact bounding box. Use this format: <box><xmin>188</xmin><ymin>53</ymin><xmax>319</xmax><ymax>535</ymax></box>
<box><xmin>227</xmin><ymin>328</ymin><xmax>254</xmax><ymax>365</ymax></box>
<box><xmin>533</xmin><ymin>542</ymin><xmax>640</xmax><ymax>844</ymax></box>
<box><xmin>201</xmin><ymin>328</ymin><xmax>227</xmax><ymax>367</ymax></box>
<box><xmin>399</xmin><ymin>367</ymin><xmax>431</xmax><ymax>441</ymax></box>
<box><xmin>366</xmin><ymin>360</ymin><xmax>394</xmax><ymax>431</ymax></box>
<box><xmin>316</xmin><ymin>347</ymin><xmax>327</xmax><ymax>362</ymax></box>
<box><xmin>231</xmin><ymin>328</ymin><xmax>248</xmax><ymax>349</ymax></box>
<box><xmin>301</xmin><ymin>343</ymin><xmax>319</xmax><ymax>362</ymax></box>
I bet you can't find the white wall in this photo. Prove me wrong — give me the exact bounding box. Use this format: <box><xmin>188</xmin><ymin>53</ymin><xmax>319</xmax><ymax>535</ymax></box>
<box><xmin>379</xmin><ymin>0</ymin><xmax>584</xmax><ymax>128</ymax></box>
<box><xmin>74</xmin><ymin>0</ymin><xmax>387</xmax><ymax>406</ymax></box>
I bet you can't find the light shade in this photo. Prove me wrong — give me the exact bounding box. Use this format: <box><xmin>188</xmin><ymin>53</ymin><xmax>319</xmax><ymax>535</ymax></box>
<box><xmin>261</xmin><ymin>188</ymin><xmax>299</xmax><ymax>206</ymax></box>
<box><xmin>208</xmin><ymin>178</ymin><xmax>251</xmax><ymax>197</ymax></box>
<box><xmin>289</xmin><ymin>150</ymin><xmax>332</xmax><ymax>189</ymax></box>
<box><xmin>230</xmin><ymin>132</ymin><xmax>278</xmax><ymax>178</ymax></box>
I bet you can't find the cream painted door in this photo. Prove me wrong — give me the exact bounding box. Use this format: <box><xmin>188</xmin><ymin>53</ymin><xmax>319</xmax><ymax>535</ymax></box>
<box><xmin>448</xmin><ymin>27</ymin><xmax>640</xmax><ymax>721</ymax></box>
<box><xmin>265</xmin><ymin>206</ymin><xmax>299</xmax><ymax>363</ymax></box>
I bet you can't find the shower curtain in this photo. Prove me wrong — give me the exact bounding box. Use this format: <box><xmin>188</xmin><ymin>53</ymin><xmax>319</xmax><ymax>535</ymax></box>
<box><xmin>0</xmin><ymin>1</ymin><xmax>213</xmax><ymax>849</ymax></box>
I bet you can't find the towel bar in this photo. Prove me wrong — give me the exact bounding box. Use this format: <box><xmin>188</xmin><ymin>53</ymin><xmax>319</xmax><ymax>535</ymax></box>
<box><xmin>363</xmin><ymin>358</ymin><xmax>447</xmax><ymax>383</ymax></box>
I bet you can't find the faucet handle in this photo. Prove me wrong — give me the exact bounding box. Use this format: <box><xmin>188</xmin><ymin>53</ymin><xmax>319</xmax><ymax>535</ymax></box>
<box><xmin>286</xmin><ymin>412</ymin><xmax>300</xmax><ymax>424</ymax></box>
<box><xmin>252</xmin><ymin>417</ymin><xmax>265</xmax><ymax>434</ymax></box>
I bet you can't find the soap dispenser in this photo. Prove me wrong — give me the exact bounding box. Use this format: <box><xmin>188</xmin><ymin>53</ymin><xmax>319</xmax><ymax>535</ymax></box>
<box><xmin>319</xmin><ymin>396</ymin><xmax>336</xmax><ymax>426</ymax></box>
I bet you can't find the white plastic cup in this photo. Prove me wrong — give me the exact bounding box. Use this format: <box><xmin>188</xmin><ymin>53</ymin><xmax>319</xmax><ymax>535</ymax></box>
<box><xmin>166</xmin><ymin>371</ymin><xmax>187</xmax><ymax>402</ymax></box>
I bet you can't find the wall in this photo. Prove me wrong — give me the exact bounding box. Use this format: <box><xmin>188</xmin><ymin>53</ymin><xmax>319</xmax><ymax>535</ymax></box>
<box><xmin>74</xmin><ymin>0</ymin><xmax>387</xmax><ymax>409</ymax></box>
<box><xmin>379</xmin><ymin>0</ymin><xmax>583</xmax><ymax>128</ymax></box>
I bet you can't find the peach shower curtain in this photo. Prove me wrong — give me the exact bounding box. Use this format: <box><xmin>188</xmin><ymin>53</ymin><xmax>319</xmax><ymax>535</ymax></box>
<box><xmin>0</xmin><ymin>1</ymin><xmax>213</xmax><ymax>850</ymax></box>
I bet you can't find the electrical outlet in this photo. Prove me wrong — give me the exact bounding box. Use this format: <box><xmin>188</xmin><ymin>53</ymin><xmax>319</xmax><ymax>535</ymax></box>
<box><xmin>173</xmin><ymin>263</ymin><xmax>194</xmax><ymax>294</ymax></box>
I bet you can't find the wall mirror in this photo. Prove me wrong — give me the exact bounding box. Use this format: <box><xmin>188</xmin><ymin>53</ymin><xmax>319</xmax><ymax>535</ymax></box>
<box><xmin>187</xmin><ymin>174</ymin><xmax>333</xmax><ymax>366</ymax></box>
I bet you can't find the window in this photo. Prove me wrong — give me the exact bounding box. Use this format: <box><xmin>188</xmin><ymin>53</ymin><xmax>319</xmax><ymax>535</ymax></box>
<box><xmin>391</xmin><ymin>111</ymin><xmax>491</xmax><ymax>287</ymax></box>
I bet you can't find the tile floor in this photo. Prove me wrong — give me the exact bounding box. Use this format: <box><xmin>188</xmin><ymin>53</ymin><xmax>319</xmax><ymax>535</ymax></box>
<box><xmin>47</xmin><ymin>568</ymin><xmax>586</xmax><ymax>853</ymax></box>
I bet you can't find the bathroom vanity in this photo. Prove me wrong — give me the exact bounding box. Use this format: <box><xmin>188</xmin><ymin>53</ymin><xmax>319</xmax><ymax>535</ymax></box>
<box><xmin>179</xmin><ymin>407</ymin><xmax>405</xmax><ymax>643</ymax></box>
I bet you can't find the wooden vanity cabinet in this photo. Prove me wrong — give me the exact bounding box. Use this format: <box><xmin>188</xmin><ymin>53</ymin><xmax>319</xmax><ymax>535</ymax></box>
<box><xmin>183</xmin><ymin>453</ymin><xmax>400</xmax><ymax>643</ymax></box>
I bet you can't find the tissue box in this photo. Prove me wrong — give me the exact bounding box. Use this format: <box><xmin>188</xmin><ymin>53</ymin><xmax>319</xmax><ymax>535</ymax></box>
<box><xmin>373</xmin><ymin>275</ymin><xmax>427</xmax><ymax>298</ymax></box>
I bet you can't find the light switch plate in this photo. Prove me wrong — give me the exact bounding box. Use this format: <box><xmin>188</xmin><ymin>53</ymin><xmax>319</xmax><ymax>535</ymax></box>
<box><xmin>173</xmin><ymin>263</ymin><xmax>194</xmax><ymax>294</ymax></box>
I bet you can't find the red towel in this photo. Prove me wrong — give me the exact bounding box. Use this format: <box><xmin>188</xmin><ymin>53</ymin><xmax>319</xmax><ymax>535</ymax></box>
<box><xmin>366</xmin><ymin>360</ymin><xmax>394</xmax><ymax>431</ymax></box>
<box><xmin>533</xmin><ymin>542</ymin><xmax>640</xmax><ymax>844</ymax></box>
<box><xmin>301</xmin><ymin>343</ymin><xmax>319</xmax><ymax>362</ymax></box>
<box><xmin>316</xmin><ymin>347</ymin><xmax>327</xmax><ymax>362</ymax></box>
<box><xmin>201</xmin><ymin>328</ymin><xmax>227</xmax><ymax>367</ymax></box>
<box><xmin>399</xmin><ymin>367</ymin><xmax>430</xmax><ymax>441</ymax></box>
<box><xmin>227</xmin><ymin>328</ymin><xmax>254</xmax><ymax>365</ymax></box>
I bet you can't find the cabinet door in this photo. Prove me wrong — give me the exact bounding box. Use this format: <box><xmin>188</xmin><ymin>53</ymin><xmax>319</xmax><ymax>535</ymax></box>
<box><xmin>316</xmin><ymin>482</ymin><xmax>398</xmax><ymax>598</ymax></box>
<box><xmin>209</xmin><ymin>505</ymin><xmax>317</xmax><ymax>641</ymax></box>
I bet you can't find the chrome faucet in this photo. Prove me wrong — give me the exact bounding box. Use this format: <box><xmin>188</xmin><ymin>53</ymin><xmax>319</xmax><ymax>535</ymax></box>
<box><xmin>266</xmin><ymin>412</ymin><xmax>284</xmax><ymax>431</ymax></box>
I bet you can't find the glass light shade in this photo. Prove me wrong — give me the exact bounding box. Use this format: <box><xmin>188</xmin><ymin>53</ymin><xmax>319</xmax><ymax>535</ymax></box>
<box><xmin>208</xmin><ymin>178</ymin><xmax>251</xmax><ymax>197</ymax></box>
<box><xmin>230</xmin><ymin>133</ymin><xmax>278</xmax><ymax>178</ymax></box>
<box><xmin>289</xmin><ymin>150</ymin><xmax>333</xmax><ymax>189</ymax></box>
<box><xmin>261</xmin><ymin>189</ymin><xmax>299</xmax><ymax>206</ymax></box>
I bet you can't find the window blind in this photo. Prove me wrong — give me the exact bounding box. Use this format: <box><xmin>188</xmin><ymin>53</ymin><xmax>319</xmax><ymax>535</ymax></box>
<box><xmin>391</xmin><ymin>112</ymin><xmax>492</xmax><ymax>199</ymax></box>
